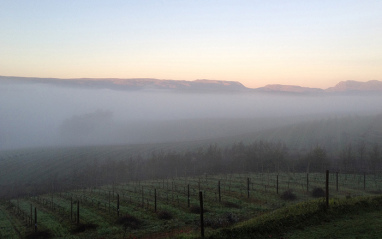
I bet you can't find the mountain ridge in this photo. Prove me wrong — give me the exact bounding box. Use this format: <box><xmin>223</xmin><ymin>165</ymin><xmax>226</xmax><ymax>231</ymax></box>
<box><xmin>326</xmin><ymin>80</ymin><xmax>382</xmax><ymax>92</ymax></box>
<box><xmin>1</xmin><ymin>75</ymin><xmax>381</xmax><ymax>94</ymax></box>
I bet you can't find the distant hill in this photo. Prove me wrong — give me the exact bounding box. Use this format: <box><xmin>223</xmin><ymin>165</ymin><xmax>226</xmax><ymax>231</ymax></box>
<box><xmin>326</xmin><ymin>80</ymin><xmax>382</xmax><ymax>92</ymax></box>
<box><xmin>255</xmin><ymin>84</ymin><xmax>324</xmax><ymax>93</ymax></box>
<box><xmin>1</xmin><ymin>76</ymin><xmax>381</xmax><ymax>94</ymax></box>
<box><xmin>0</xmin><ymin>76</ymin><xmax>248</xmax><ymax>92</ymax></box>
<box><xmin>255</xmin><ymin>80</ymin><xmax>382</xmax><ymax>94</ymax></box>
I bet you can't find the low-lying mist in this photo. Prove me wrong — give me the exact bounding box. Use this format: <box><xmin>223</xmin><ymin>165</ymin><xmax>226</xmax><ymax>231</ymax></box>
<box><xmin>1</xmin><ymin>82</ymin><xmax>381</xmax><ymax>150</ymax></box>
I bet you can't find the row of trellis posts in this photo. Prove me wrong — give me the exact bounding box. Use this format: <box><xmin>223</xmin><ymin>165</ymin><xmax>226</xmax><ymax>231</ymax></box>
<box><xmin>200</xmin><ymin>170</ymin><xmax>330</xmax><ymax>238</ymax></box>
<box><xmin>9</xmin><ymin>170</ymin><xmax>372</xmax><ymax>237</ymax></box>
<box><xmin>10</xmin><ymin>196</ymin><xmax>81</xmax><ymax>234</ymax></box>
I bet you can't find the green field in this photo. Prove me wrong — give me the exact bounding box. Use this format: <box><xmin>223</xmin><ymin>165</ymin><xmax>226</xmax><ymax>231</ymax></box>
<box><xmin>1</xmin><ymin>171</ymin><xmax>382</xmax><ymax>238</ymax></box>
<box><xmin>1</xmin><ymin>114</ymin><xmax>382</xmax><ymax>238</ymax></box>
<box><xmin>210</xmin><ymin>195</ymin><xmax>382</xmax><ymax>239</ymax></box>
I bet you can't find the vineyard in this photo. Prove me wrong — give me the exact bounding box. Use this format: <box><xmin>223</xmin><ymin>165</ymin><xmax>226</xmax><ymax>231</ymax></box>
<box><xmin>1</xmin><ymin>171</ymin><xmax>382</xmax><ymax>238</ymax></box>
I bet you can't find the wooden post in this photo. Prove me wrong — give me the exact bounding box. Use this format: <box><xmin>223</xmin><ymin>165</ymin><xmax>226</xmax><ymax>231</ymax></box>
<box><xmin>117</xmin><ymin>194</ymin><xmax>120</xmax><ymax>218</ymax></box>
<box><xmin>108</xmin><ymin>191</ymin><xmax>111</xmax><ymax>213</ymax></box>
<box><xmin>364</xmin><ymin>173</ymin><xmax>366</xmax><ymax>190</ymax></box>
<box><xmin>70</xmin><ymin>197</ymin><xmax>73</xmax><ymax>222</ymax></box>
<box><xmin>142</xmin><ymin>186</ymin><xmax>144</xmax><ymax>207</ymax></box>
<box><xmin>247</xmin><ymin>178</ymin><xmax>250</xmax><ymax>198</ymax></box>
<box><xmin>154</xmin><ymin>189</ymin><xmax>157</xmax><ymax>212</ymax></box>
<box><xmin>336</xmin><ymin>172</ymin><xmax>339</xmax><ymax>192</ymax></box>
<box><xmin>77</xmin><ymin>201</ymin><xmax>80</xmax><ymax>225</ymax></box>
<box><xmin>30</xmin><ymin>204</ymin><xmax>32</xmax><ymax>226</ymax></box>
<box><xmin>307</xmin><ymin>173</ymin><xmax>309</xmax><ymax>192</ymax></box>
<box><xmin>218</xmin><ymin>181</ymin><xmax>221</xmax><ymax>202</ymax></box>
<box><xmin>326</xmin><ymin>170</ymin><xmax>329</xmax><ymax>208</ymax></box>
<box><xmin>276</xmin><ymin>175</ymin><xmax>279</xmax><ymax>194</ymax></box>
<box><xmin>34</xmin><ymin>207</ymin><xmax>37</xmax><ymax>232</ymax></box>
<box><xmin>187</xmin><ymin>184</ymin><xmax>190</xmax><ymax>208</ymax></box>
<box><xmin>199</xmin><ymin>191</ymin><xmax>204</xmax><ymax>238</ymax></box>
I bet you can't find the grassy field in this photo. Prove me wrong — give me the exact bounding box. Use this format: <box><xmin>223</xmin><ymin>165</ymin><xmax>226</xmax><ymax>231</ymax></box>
<box><xmin>284</xmin><ymin>210</ymin><xmax>382</xmax><ymax>239</ymax></box>
<box><xmin>1</xmin><ymin>171</ymin><xmax>382</xmax><ymax>238</ymax></box>
<box><xmin>208</xmin><ymin>195</ymin><xmax>382</xmax><ymax>239</ymax></box>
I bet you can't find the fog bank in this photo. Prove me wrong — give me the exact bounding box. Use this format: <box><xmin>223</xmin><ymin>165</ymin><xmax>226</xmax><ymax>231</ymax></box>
<box><xmin>1</xmin><ymin>82</ymin><xmax>381</xmax><ymax>150</ymax></box>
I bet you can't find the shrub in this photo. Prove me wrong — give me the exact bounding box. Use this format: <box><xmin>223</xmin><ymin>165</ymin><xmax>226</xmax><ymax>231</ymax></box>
<box><xmin>280</xmin><ymin>190</ymin><xmax>297</xmax><ymax>201</ymax></box>
<box><xmin>71</xmin><ymin>223</ymin><xmax>98</xmax><ymax>233</ymax></box>
<box><xmin>157</xmin><ymin>210</ymin><xmax>173</xmax><ymax>220</ymax></box>
<box><xmin>189</xmin><ymin>205</ymin><xmax>208</xmax><ymax>214</ymax></box>
<box><xmin>25</xmin><ymin>230</ymin><xmax>52</xmax><ymax>239</ymax></box>
<box><xmin>369</xmin><ymin>190</ymin><xmax>382</xmax><ymax>194</ymax></box>
<box><xmin>205</xmin><ymin>213</ymin><xmax>239</xmax><ymax>229</ymax></box>
<box><xmin>222</xmin><ymin>201</ymin><xmax>241</xmax><ymax>209</ymax></box>
<box><xmin>311</xmin><ymin>187</ymin><xmax>325</xmax><ymax>198</ymax></box>
<box><xmin>116</xmin><ymin>214</ymin><xmax>142</xmax><ymax>229</ymax></box>
<box><xmin>189</xmin><ymin>205</ymin><xmax>200</xmax><ymax>214</ymax></box>
<box><xmin>226</xmin><ymin>213</ymin><xmax>239</xmax><ymax>224</ymax></box>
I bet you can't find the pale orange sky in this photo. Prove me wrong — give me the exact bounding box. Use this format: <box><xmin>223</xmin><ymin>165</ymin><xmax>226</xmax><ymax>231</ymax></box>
<box><xmin>1</xmin><ymin>1</ymin><xmax>381</xmax><ymax>89</ymax></box>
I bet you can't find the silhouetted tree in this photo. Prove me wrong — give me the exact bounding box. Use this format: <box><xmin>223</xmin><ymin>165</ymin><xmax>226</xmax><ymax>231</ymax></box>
<box><xmin>369</xmin><ymin>143</ymin><xmax>381</xmax><ymax>173</ymax></box>
<box><xmin>357</xmin><ymin>140</ymin><xmax>366</xmax><ymax>171</ymax></box>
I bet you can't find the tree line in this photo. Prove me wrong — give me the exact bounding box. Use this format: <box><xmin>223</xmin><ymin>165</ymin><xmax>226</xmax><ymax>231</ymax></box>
<box><xmin>1</xmin><ymin>140</ymin><xmax>381</xmax><ymax>199</ymax></box>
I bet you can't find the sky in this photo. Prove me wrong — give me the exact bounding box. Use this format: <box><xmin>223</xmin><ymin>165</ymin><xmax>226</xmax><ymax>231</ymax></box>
<box><xmin>1</xmin><ymin>0</ymin><xmax>381</xmax><ymax>89</ymax></box>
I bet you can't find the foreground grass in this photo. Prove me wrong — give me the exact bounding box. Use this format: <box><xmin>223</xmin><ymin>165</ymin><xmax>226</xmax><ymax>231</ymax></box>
<box><xmin>180</xmin><ymin>196</ymin><xmax>382</xmax><ymax>239</ymax></box>
<box><xmin>285</xmin><ymin>210</ymin><xmax>382</xmax><ymax>239</ymax></box>
<box><xmin>2</xmin><ymin>172</ymin><xmax>382</xmax><ymax>238</ymax></box>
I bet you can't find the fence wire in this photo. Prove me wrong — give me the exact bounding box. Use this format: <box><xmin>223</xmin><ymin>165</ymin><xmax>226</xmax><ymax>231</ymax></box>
<box><xmin>1</xmin><ymin>170</ymin><xmax>382</xmax><ymax>238</ymax></box>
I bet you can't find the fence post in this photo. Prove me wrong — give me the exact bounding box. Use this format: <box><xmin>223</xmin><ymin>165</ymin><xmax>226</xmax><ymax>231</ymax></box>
<box><xmin>199</xmin><ymin>191</ymin><xmax>204</xmax><ymax>238</ymax></box>
<box><xmin>117</xmin><ymin>194</ymin><xmax>120</xmax><ymax>218</ymax></box>
<box><xmin>326</xmin><ymin>170</ymin><xmax>329</xmax><ymax>208</ymax></box>
<box><xmin>218</xmin><ymin>181</ymin><xmax>221</xmax><ymax>202</ymax></box>
<box><xmin>108</xmin><ymin>191</ymin><xmax>111</xmax><ymax>213</ymax></box>
<box><xmin>307</xmin><ymin>173</ymin><xmax>309</xmax><ymax>192</ymax></box>
<box><xmin>247</xmin><ymin>178</ymin><xmax>250</xmax><ymax>198</ymax></box>
<box><xmin>336</xmin><ymin>172</ymin><xmax>339</xmax><ymax>192</ymax></box>
<box><xmin>77</xmin><ymin>201</ymin><xmax>80</xmax><ymax>225</ymax></box>
<box><xmin>364</xmin><ymin>173</ymin><xmax>366</xmax><ymax>190</ymax></box>
<box><xmin>188</xmin><ymin>184</ymin><xmax>190</xmax><ymax>208</ymax></box>
<box><xmin>34</xmin><ymin>207</ymin><xmax>37</xmax><ymax>232</ymax></box>
<box><xmin>70</xmin><ymin>197</ymin><xmax>73</xmax><ymax>222</ymax></box>
<box><xmin>142</xmin><ymin>186</ymin><xmax>144</xmax><ymax>207</ymax></box>
<box><xmin>30</xmin><ymin>204</ymin><xmax>32</xmax><ymax>226</ymax></box>
<box><xmin>276</xmin><ymin>175</ymin><xmax>279</xmax><ymax>195</ymax></box>
<box><xmin>154</xmin><ymin>189</ymin><xmax>157</xmax><ymax>212</ymax></box>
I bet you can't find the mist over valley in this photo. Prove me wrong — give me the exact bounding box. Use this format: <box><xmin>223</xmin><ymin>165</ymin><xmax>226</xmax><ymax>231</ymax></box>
<box><xmin>1</xmin><ymin>77</ymin><xmax>381</xmax><ymax>150</ymax></box>
<box><xmin>2</xmin><ymin>2</ymin><xmax>382</xmax><ymax>237</ymax></box>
